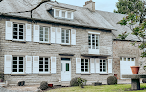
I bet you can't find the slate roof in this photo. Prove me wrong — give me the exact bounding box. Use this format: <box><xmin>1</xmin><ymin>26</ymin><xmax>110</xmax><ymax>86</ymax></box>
<box><xmin>0</xmin><ymin>0</ymin><xmax>140</xmax><ymax>41</ymax></box>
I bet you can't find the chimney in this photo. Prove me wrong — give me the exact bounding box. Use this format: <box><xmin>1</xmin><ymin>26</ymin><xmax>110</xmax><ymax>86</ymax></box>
<box><xmin>83</xmin><ymin>0</ymin><xmax>95</xmax><ymax>12</ymax></box>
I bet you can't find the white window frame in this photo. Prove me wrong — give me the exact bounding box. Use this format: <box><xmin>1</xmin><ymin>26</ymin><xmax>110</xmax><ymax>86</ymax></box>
<box><xmin>100</xmin><ymin>59</ymin><xmax>107</xmax><ymax>73</ymax></box>
<box><xmin>12</xmin><ymin>56</ymin><xmax>24</xmax><ymax>74</ymax></box>
<box><xmin>13</xmin><ymin>23</ymin><xmax>24</xmax><ymax>41</ymax></box>
<box><xmin>81</xmin><ymin>59</ymin><xmax>89</xmax><ymax>73</ymax></box>
<box><xmin>61</xmin><ymin>29</ymin><xmax>70</xmax><ymax>45</ymax></box>
<box><xmin>53</xmin><ymin>9</ymin><xmax>74</xmax><ymax>20</ymax></box>
<box><xmin>39</xmin><ymin>26</ymin><xmax>49</xmax><ymax>43</ymax></box>
<box><xmin>88</xmin><ymin>33</ymin><xmax>99</xmax><ymax>49</ymax></box>
<box><xmin>39</xmin><ymin>57</ymin><xmax>50</xmax><ymax>73</ymax></box>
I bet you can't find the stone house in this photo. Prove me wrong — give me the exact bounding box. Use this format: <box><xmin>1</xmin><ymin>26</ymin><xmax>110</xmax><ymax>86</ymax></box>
<box><xmin>0</xmin><ymin>0</ymin><xmax>144</xmax><ymax>85</ymax></box>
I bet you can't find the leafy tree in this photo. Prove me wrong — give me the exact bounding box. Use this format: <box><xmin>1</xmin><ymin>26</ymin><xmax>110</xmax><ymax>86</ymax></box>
<box><xmin>114</xmin><ymin>0</ymin><xmax>146</xmax><ymax>23</ymax></box>
<box><xmin>117</xmin><ymin>12</ymin><xmax>146</xmax><ymax>57</ymax></box>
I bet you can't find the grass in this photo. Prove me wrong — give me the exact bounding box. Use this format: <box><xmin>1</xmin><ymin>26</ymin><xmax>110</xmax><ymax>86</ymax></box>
<box><xmin>46</xmin><ymin>83</ymin><xmax>146</xmax><ymax>92</ymax></box>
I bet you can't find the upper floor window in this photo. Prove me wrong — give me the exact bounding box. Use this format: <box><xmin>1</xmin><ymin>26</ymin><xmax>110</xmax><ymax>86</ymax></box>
<box><xmin>12</xmin><ymin>56</ymin><xmax>24</xmax><ymax>73</ymax></box>
<box><xmin>39</xmin><ymin>57</ymin><xmax>50</xmax><ymax>73</ymax></box>
<box><xmin>54</xmin><ymin>9</ymin><xmax>74</xmax><ymax>20</ymax></box>
<box><xmin>88</xmin><ymin>34</ymin><xmax>99</xmax><ymax>49</ymax></box>
<box><xmin>61</xmin><ymin>29</ymin><xmax>70</xmax><ymax>44</ymax></box>
<box><xmin>13</xmin><ymin>23</ymin><xmax>24</xmax><ymax>40</ymax></box>
<box><xmin>39</xmin><ymin>26</ymin><xmax>49</xmax><ymax>42</ymax></box>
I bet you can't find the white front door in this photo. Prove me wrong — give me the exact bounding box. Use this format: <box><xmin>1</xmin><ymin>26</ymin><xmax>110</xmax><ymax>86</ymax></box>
<box><xmin>61</xmin><ymin>61</ymin><xmax>71</xmax><ymax>81</ymax></box>
<box><xmin>120</xmin><ymin>57</ymin><xmax>135</xmax><ymax>79</ymax></box>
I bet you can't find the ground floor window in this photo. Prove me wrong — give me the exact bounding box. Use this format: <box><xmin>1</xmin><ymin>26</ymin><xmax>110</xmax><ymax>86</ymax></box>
<box><xmin>100</xmin><ymin>59</ymin><xmax>107</xmax><ymax>73</ymax></box>
<box><xmin>81</xmin><ymin>59</ymin><xmax>89</xmax><ymax>73</ymax></box>
<box><xmin>39</xmin><ymin>57</ymin><xmax>50</xmax><ymax>73</ymax></box>
<box><xmin>12</xmin><ymin>56</ymin><xmax>24</xmax><ymax>73</ymax></box>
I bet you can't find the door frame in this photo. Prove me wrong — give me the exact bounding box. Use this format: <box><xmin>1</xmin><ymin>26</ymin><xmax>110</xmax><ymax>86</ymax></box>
<box><xmin>61</xmin><ymin>60</ymin><xmax>71</xmax><ymax>81</ymax></box>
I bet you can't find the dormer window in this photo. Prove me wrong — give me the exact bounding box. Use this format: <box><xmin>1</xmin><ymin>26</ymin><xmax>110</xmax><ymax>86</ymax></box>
<box><xmin>56</xmin><ymin>10</ymin><xmax>59</xmax><ymax>17</ymax></box>
<box><xmin>52</xmin><ymin>6</ymin><xmax>76</xmax><ymax>20</ymax></box>
<box><xmin>62</xmin><ymin>11</ymin><xmax>65</xmax><ymax>18</ymax></box>
<box><xmin>67</xmin><ymin>12</ymin><xmax>71</xmax><ymax>19</ymax></box>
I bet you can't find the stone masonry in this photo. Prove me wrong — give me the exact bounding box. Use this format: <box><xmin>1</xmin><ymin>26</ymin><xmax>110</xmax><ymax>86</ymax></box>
<box><xmin>0</xmin><ymin>17</ymin><xmax>113</xmax><ymax>85</ymax></box>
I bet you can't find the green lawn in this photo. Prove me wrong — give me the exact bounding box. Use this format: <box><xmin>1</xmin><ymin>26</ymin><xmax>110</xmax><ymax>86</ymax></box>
<box><xmin>46</xmin><ymin>84</ymin><xmax>146</xmax><ymax>92</ymax></box>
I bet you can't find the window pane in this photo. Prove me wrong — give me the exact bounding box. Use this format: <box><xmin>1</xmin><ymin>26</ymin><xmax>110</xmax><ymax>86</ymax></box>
<box><xmin>19</xmin><ymin>25</ymin><xmax>23</xmax><ymax>28</ymax></box>
<box><xmin>13</xmin><ymin>24</ymin><xmax>17</xmax><ymax>27</ymax></box>
<box><xmin>39</xmin><ymin>69</ymin><xmax>43</xmax><ymax>72</ymax></box>
<box><xmin>13</xmin><ymin>69</ymin><xmax>17</xmax><ymax>72</ymax></box>
<box><xmin>19</xmin><ymin>69</ymin><xmax>23</xmax><ymax>72</ymax></box>
<box><xmin>19</xmin><ymin>61</ymin><xmax>23</xmax><ymax>64</ymax></box>
<box><xmin>85</xmin><ymin>69</ymin><xmax>88</xmax><ymax>72</ymax></box>
<box><xmin>100</xmin><ymin>69</ymin><xmax>102</xmax><ymax>72</ymax></box>
<box><xmin>81</xmin><ymin>69</ymin><xmax>84</xmax><ymax>72</ymax></box>
<box><xmin>13</xmin><ymin>61</ymin><xmax>17</xmax><ymax>64</ymax></box>
<box><xmin>66</xmin><ymin>63</ymin><xmax>69</xmax><ymax>71</ymax></box>
<box><xmin>61</xmin><ymin>30</ymin><xmax>65</xmax><ymax>43</ymax></box>
<box><xmin>131</xmin><ymin>58</ymin><xmax>134</xmax><ymax>61</ymax></box>
<box><xmin>19</xmin><ymin>65</ymin><xmax>23</xmax><ymax>68</ymax></box>
<box><xmin>81</xmin><ymin>66</ymin><xmax>84</xmax><ymax>68</ymax></box>
<box><xmin>67</xmin><ymin>12</ymin><xmax>71</xmax><ymax>18</ymax></box>
<box><xmin>39</xmin><ymin>65</ymin><xmax>43</xmax><ymax>68</ymax></box>
<box><xmin>120</xmin><ymin>57</ymin><xmax>122</xmax><ymax>61</ymax></box>
<box><xmin>13</xmin><ymin>57</ymin><xmax>17</xmax><ymax>60</ymax></box>
<box><xmin>96</xmin><ymin>35</ymin><xmax>99</xmax><ymax>49</ymax></box>
<box><xmin>45</xmin><ymin>69</ymin><xmax>48</xmax><ymax>72</ymax></box>
<box><xmin>19</xmin><ymin>57</ymin><xmax>23</xmax><ymax>60</ymax></box>
<box><xmin>88</xmin><ymin>34</ymin><xmax>91</xmax><ymax>49</ymax></box>
<box><xmin>45</xmin><ymin>65</ymin><xmax>48</xmax><ymax>68</ymax></box>
<box><xmin>128</xmin><ymin>58</ymin><xmax>130</xmax><ymax>61</ymax></box>
<box><xmin>13</xmin><ymin>65</ymin><xmax>17</xmax><ymax>68</ymax></box>
<box><xmin>92</xmin><ymin>34</ymin><xmax>95</xmax><ymax>49</ymax></box>
<box><xmin>124</xmin><ymin>58</ymin><xmax>126</xmax><ymax>61</ymax></box>
<box><xmin>56</xmin><ymin>10</ymin><xmax>59</xmax><ymax>16</ymax></box>
<box><xmin>39</xmin><ymin>61</ymin><xmax>43</xmax><ymax>64</ymax></box>
<box><xmin>62</xmin><ymin>11</ymin><xmax>65</xmax><ymax>17</ymax></box>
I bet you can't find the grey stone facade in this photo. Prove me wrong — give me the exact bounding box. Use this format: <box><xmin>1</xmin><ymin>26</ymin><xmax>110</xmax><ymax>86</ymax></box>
<box><xmin>0</xmin><ymin>17</ymin><xmax>113</xmax><ymax>85</ymax></box>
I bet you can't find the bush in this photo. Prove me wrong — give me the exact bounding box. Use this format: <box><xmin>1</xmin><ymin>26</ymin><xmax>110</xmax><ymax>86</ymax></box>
<box><xmin>40</xmin><ymin>81</ymin><xmax>48</xmax><ymax>90</ymax></box>
<box><xmin>70</xmin><ymin>77</ymin><xmax>79</xmax><ymax>86</ymax></box>
<box><xmin>142</xmin><ymin>78</ymin><xmax>146</xmax><ymax>83</ymax></box>
<box><xmin>107</xmin><ymin>76</ymin><xmax>117</xmax><ymax>85</ymax></box>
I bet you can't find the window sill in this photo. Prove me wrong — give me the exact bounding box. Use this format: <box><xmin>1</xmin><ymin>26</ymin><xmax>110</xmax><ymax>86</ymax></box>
<box><xmin>11</xmin><ymin>73</ymin><xmax>26</xmax><ymax>76</ymax></box>
<box><xmin>81</xmin><ymin>73</ymin><xmax>91</xmax><ymax>75</ymax></box>
<box><xmin>39</xmin><ymin>41</ymin><xmax>51</xmax><ymax>45</ymax></box>
<box><xmin>38</xmin><ymin>73</ymin><xmax>51</xmax><ymax>76</ymax></box>
<box><xmin>12</xmin><ymin>39</ymin><xmax>26</xmax><ymax>43</ymax></box>
<box><xmin>99</xmin><ymin>73</ymin><xmax>108</xmax><ymax>75</ymax></box>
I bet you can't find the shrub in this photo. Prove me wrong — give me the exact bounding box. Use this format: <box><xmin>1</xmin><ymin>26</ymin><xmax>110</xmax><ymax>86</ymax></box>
<box><xmin>107</xmin><ymin>76</ymin><xmax>117</xmax><ymax>85</ymax></box>
<box><xmin>70</xmin><ymin>77</ymin><xmax>79</xmax><ymax>86</ymax></box>
<box><xmin>40</xmin><ymin>81</ymin><xmax>48</xmax><ymax>90</ymax></box>
<box><xmin>142</xmin><ymin>78</ymin><xmax>146</xmax><ymax>83</ymax></box>
<box><xmin>77</xmin><ymin>77</ymin><xmax>87</xmax><ymax>88</ymax></box>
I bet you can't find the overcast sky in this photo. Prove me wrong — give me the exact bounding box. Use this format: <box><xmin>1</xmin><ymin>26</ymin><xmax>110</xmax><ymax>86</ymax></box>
<box><xmin>52</xmin><ymin>0</ymin><xmax>119</xmax><ymax>13</ymax></box>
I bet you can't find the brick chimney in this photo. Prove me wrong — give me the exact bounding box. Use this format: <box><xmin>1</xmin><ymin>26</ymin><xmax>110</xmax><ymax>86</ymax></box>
<box><xmin>83</xmin><ymin>0</ymin><xmax>95</xmax><ymax>12</ymax></box>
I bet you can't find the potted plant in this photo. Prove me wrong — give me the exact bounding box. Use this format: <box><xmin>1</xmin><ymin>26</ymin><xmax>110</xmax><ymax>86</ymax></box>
<box><xmin>130</xmin><ymin>66</ymin><xmax>140</xmax><ymax>74</ymax></box>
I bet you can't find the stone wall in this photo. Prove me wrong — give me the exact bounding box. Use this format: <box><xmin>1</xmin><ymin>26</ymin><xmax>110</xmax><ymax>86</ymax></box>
<box><xmin>0</xmin><ymin>17</ymin><xmax>113</xmax><ymax>85</ymax></box>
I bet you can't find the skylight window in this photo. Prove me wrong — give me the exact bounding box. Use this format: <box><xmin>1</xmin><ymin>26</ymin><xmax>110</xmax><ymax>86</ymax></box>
<box><xmin>67</xmin><ymin>12</ymin><xmax>71</xmax><ymax>19</ymax></box>
<box><xmin>62</xmin><ymin>11</ymin><xmax>65</xmax><ymax>18</ymax></box>
<box><xmin>56</xmin><ymin>10</ymin><xmax>59</xmax><ymax>17</ymax></box>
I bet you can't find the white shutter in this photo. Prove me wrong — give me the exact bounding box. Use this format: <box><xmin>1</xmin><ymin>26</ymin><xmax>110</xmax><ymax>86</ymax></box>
<box><xmin>51</xmin><ymin>27</ymin><xmax>56</xmax><ymax>43</ymax></box>
<box><xmin>71</xmin><ymin>29</ymin><xmax>76</xmax><ymax>45</ymax></box>
<box><xmin>51</xmin><ymin>57</ymin><xmax>56</xmax><ymax>73</ymax></box>
<box><xmin>5</xmin><ymin>21</ymin><xmax>12</xmax><ymax>40</ymax></box>
<box><xmin>76</xmin><ymin>58</ymin><xmax>81</xmax><ymax>73</ymax></box>
<box><xmin>90</xmin><ymin>58</ymin><xmax>95</xmax><ymax>73</ymax></box>
<box><xmin>33</xmin><ymin>56</ymin><xmax>39</xmax><ymax>74</ymax></box>
<box><xmin>95</xmin><ymin>58</ymin><xmax>100</xmax><ymax>73</ymax></box>
<box><xmin>26</xmin><ymin>56</ymin><xmax>32</xmax><ymax>74</ymax></box>
<box><xmin>26</xmin><ymin>24</ymin><xmax>32</xmax><ymax>41</ymax></box>
<box><xmin>108</xmin><ymin>59</ymin><xmax>112</xmax><ymax>73</ymax></box>
<box><xmin>33</xmin><ymin>25</ymin><xmax>39</xmax><ymax>42</ymax></box>
<box><xmin>4</xmin><ymin>55</ymin><xmax>12</xmax><ymax>74</ymax></box>
<box><xmin>56</xmin><ymin>27</ymin><xmax>61</xmax><ymax>44</ymax></box>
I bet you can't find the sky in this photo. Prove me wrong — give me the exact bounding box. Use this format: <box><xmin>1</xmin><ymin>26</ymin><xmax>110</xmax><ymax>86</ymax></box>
<box><xmin>52</xmin><ymin>0</ymin><xmax>119</xmax><ymax>13</ymax></box>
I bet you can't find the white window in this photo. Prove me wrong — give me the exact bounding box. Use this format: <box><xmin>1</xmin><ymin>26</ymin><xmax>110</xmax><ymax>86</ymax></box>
<box><xmin>39</xmin><ymin>57</ymin><xmax>50</xmax><ymax>73</ymax></box>
<box><xmin>100</xmin><ymin>59</ymin><xmax>107</xmax><ymax>73</ymax></box>
<box><xmin>62</xmin><ymin>11</ymin><xmax>66</xmax><ymax>18</ymax></box>
<box><xmin>88</xmin><ymin>34</ymin><xmax>99</xmax><ymax>49</ymax></box>
<box><xmin>13</xmin><ymin>23</ymin><xmax>24</xmax><ymax>40</ymax></box>
<box><xmin>12</xmin><ymin>56</ymin><xmax>24</xmax><ymax>73</ymax></box>
<box><xmin>67</xmin><ymin>12</ymin><xmax>71</xmax><ymax>19</ymax></box>
<box><xmin>39</xmin><ymin>26</ymin><xmax>49</xmax><ymax>42</ymax></box>
<box><xmin>55</xmin><ymin>10</ymin><xmax>59</xmax><ymax>17</ymax></box>
<box><xmin>81</xmin><ymin>59</ymin><xmax>89</xmax><ymax>73</ymax></box>
<box><xmin>61</xmin><ymin>29</ymin><xmax>70</xmax><ymax>44</ymax></box>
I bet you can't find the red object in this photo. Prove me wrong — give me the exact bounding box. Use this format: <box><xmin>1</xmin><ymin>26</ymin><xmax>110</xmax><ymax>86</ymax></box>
<box><xmin>48</xmin><ymin>84</ymin><xmax>53</xmax><ymax>87</ymax></box>
<box><xmin>130</xmin><ymin>66</ymin><xmax>140</xmax><ymax>74</ymax></box>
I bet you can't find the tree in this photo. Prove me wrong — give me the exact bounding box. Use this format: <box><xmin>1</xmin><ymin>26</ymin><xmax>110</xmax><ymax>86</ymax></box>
<box><xmin>114</xmin><ymin>0</ymin><xmax>146</xmax><ymax>23</ymax></box>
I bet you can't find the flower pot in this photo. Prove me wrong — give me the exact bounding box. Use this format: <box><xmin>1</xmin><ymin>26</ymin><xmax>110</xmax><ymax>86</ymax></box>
<box><xmin>130</xmin><ymin>66</ymin><xmax>140</xmax><ymax>74</ymax></box>
<box><xmin>48</xmin><ymin>84</ymin><xmax>53</xmax><ymax>87</ymax></box>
